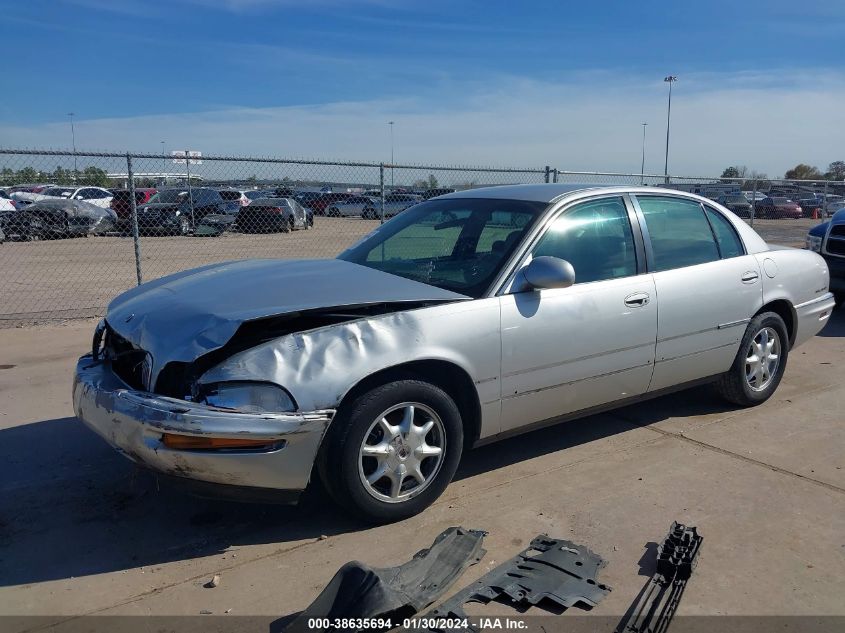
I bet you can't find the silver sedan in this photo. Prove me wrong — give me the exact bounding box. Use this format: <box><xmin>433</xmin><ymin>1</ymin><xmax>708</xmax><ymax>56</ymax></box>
<box><xmin>361</xmin><ymin>193</ymin><xmax>422</xmax><ymax>219</ymax></box>
<box><xmin>73</xmin><ymin>184</ymin><xmax>834</xmax><ymax>522</ymax></box>
<box><xmin>324</xmin><ymin>195</ymin><xmax>377</xmax><ymax>217</ymax></box>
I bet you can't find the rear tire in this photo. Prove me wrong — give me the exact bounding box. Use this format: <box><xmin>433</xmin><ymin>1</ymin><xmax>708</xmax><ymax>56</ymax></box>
<box><xmin>318</xmin><ymin>379</ymin><xmax>463</xmax><ymax>524</ymax></box>
<box><xmin>833</xmin><ymin>292</ymin><xmax>845</xmax><ymax>308</ymax></box>
<box><xmin>714</xmin><ymin>311</ymin><xmax>789</xmax><ymax>406</ymax></box>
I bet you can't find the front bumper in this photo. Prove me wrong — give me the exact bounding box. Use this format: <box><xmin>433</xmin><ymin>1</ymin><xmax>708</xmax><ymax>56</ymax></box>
<box><xmin>73</xmin><ymin>355</ymin><xmax>334</xmax><ymax>498</ymax></box>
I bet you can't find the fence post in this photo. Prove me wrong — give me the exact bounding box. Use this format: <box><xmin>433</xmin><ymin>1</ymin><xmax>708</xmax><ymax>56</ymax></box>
<box><xmin>126</xmin><ymin>153</ymin><xmax>143</xmax><ymax>285</ymax></box>
<box><xmin>823</xmin><ymin>179</ymin><xmax>829</xmax><ymax>223</ymax></box>
<box><xmin>544</xmin><ymin>166</ymin><xmax>550</xmax><ymax>183</ymax></box>
<box><xmin>379</xmin><ymin>163</ymin><xmax>385</xmax><ymax>225</ymax></box>
<box><xmin>750</xmin><ymin>179</ymin><xmax>757</xmax><ymax>227</ymax></box>
<box><xmin>552</xmin><ymin>168</ymin><xmax>559</xmax><ymax>183</ymax></box>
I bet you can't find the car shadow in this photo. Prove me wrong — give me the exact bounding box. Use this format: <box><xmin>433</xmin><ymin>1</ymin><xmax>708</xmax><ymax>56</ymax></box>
<box><xmin>0</xmin><ymin>416</ymin><xmax>360</xmax><ymax>588</ymax></box>
<box><xmin>4</xmin><ymin>299</ymin><xmax>836</xmax><ymax>590</ymax></box>
<box><xmin>454</xmin><ymin>383</ymin><xmax>732</xmax><ymax>481</ymax></box>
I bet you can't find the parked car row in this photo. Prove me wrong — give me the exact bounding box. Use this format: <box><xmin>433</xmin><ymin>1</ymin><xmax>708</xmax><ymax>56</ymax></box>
<box><xmin>718</xmin><ymin>192</ymin><xmax>845</xmax><ymax>220</ymax></box>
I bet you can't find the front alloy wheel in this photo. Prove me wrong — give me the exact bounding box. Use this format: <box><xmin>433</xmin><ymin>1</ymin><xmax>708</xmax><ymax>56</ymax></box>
<box><xmin>319</xmin><ymin>379</ymin><xmax>463</xmax><ymax>523</ymax></box>
<box><xmin>358</xmin><ymin>403</ymin><xmax>446</xmax><ymax>503</ymax></box>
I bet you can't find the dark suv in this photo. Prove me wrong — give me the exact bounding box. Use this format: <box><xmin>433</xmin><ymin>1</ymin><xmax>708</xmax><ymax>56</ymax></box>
<box><xmin>136</xmin><ymin>188</ymin><xmax>229</xmax><ymax>235</ymax></box>
<box><xmin>807</xmin><ymin>209</ymin><xmax>845</xmax><ymax>307</ymax></box>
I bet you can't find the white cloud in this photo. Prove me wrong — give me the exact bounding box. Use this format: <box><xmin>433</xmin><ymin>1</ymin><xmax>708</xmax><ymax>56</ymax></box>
<box><xmin>2</xmin><ymin>70</ymin><xmax>844</xmax><ymax>179</ymax></box>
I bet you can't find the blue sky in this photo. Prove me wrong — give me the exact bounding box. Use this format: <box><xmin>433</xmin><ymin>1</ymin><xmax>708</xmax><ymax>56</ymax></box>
<box><xmin>3</xmin><ymin>0</ymin><xmax>844</xmax><ymax>175</ymax></box>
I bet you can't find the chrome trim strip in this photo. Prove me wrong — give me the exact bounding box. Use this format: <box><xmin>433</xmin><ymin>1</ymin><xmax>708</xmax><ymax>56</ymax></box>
<box><xmin>656</xmin><ymin>341</ymin><xmax>736</xmax><ymax>364</ymax></box>
<box><xmin>502</xmin><ymin>362</ymin><xmax>653</xmax><ymax>400</ymax></box>
<box><xmin>794</xmin><ymin>292</ymin><xmax>835</xmax><ymax>310</ymax></box>
<box><xmin>717</xmin><ymin>318</ymin><xmax>751</xmax><ymax>330</ymax></box>
<box><xmin>501</xmin><ymin>341</ymin><xmax>655</xmax><ymax>379</ymax></box>
<box><xmin>657</xmin><ymin>325</ymin><xmax>721</xmax><ymax>343</ymax></box>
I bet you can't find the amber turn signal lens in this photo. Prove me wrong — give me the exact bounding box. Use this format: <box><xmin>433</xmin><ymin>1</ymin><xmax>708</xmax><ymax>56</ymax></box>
<box><xmin>161</xmin><ymin>433</ymin><xmax>274</xmax><ymax>450</ymax></box>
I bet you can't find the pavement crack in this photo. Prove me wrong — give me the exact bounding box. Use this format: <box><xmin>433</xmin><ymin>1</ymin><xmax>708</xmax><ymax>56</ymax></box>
<box><xmin>610</xmin><ymin>412</ymin><xmax>845</xmax><ymax>496</ymax></box>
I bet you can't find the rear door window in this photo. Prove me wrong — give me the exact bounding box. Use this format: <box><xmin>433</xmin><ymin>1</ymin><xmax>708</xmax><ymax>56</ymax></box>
<box><xmin>704</xmin><ymin>206</ymin><xmax>744</xmax><ymax>259</ymax></box>
<box><xmin>636</xmin><ymin>196</ymin><xmax>720</xmax><ymax>272</ymax></box>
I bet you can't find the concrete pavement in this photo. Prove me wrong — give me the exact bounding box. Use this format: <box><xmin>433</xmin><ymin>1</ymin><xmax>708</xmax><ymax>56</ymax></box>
<box><xmin>0</xmin><ymin>311</ymin><xmax>843</xmax><ymax>626</ymax></box>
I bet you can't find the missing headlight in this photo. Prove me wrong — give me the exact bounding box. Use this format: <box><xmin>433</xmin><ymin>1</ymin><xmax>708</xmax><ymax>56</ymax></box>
<box><xmin>196</xmin><ymin>381</ymin><xmax>297</xmax><ymax>413</ymax></box>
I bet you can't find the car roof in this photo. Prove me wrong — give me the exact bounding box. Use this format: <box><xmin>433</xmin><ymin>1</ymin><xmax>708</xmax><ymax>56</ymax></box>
<box><xmin>440</xmin><ymin>183</ymin><xmax>685</xmax><ymax>203</ymax></box>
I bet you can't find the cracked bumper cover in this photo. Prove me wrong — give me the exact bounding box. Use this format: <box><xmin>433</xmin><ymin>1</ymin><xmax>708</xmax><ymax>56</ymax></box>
<box><xmin>73</xmin><ymin>355</ymin><xmax>334</xmax><ymax>497</ymax></box>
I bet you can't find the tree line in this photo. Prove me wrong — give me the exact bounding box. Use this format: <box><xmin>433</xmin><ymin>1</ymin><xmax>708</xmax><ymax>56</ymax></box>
<box><xmin>0</xmin><ymin>166</ymin><xmax>112</xmax><ymax>188</ymax></box>
<box><xmin>721</xmin><ymin>161</ymin><xmax>845</xmax><ymax>183</ymax></box>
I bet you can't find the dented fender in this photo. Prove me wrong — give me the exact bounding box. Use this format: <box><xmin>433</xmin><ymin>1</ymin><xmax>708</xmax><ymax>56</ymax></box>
<box><xmin>198</xmin><ymin>299</ymin><xmax>504</xmax><ymax>436</ymax></box>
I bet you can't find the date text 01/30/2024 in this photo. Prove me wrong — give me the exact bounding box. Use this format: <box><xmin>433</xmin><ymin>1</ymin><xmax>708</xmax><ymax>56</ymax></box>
<box><xmin>305</xmin><ymin>617</ymin><xmax>528</xmax><ymax>629</ymax></box>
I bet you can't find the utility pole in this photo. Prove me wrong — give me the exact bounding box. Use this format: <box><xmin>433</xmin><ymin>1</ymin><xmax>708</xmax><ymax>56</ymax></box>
<box><xmin>67</xmin><ymin>112</ymin><xmax>77</xmax><ymax>183</ymax></box>
<box><xmin>663</xmin><ymin>76</ymin><xmax>678</xmax><ymax>182</ymax></box>
<box><xmin>640</xmin><ymin>122</ymin><xmax>648</xmax><ymax>185</ymax></box>
<box><xmin>388</xmin><ymin>121</ymin><xmax>394</xmax><ymax>189</ymax></box>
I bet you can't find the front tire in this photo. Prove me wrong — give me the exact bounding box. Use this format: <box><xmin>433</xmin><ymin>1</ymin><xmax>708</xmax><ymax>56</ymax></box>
<box><xmin>714</xmin><ymin>311</ymin><xmax>789</xmax><ymax>406</ymax></box>
<box><xmin>319</xmin><ymin>379</ymin><xmax>463</xmax><ymax>523</ymax></box>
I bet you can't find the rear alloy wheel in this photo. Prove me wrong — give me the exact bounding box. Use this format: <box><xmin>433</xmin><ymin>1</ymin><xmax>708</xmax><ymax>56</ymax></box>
<box><xmin>178</xmin><ymin>216</ymin><xmax>191</xmax><ymax>236</ymax></box>
<box><xmin>714</xmin><ymin>311</ymin><xmax>789</xmax><ymax>406</ymax></box>
<box><xmin>319</xmin><ymin>379</ymin><xmax>463</xmax><ymax>523</ymax></box>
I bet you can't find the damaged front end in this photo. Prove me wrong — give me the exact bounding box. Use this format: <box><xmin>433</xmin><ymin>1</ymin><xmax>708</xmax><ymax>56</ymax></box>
<box><xmin>73</xmin><ymin>351</ymin><xmax>334</xmax><ymax>500</ymax></box>
<box><xmin>73</xmin><ymin>258</ymin><xmax>471</xmax><ymax>498</ymax></box>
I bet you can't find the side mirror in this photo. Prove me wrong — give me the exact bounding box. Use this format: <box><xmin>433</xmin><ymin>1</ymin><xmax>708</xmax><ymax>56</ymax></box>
<box><xmin>514</xmin><ymin>256</ymin><xmax>576</xmax><ymax>292</ymax></box>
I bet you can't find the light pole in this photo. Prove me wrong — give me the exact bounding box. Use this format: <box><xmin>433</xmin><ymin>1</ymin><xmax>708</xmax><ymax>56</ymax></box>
<box><xmin>663</xmin><ymin>76</ymin><xmax>677</xmax><ymax>182</ymax></box>
<box><xmin>640</xmin><ymin>122</ymin><xmax>648</xmax><ymax>184</ymax></box>
<box><xmin>67</xmin><ymin>112</ymin><xmax>77</xmax><ymax>182</ymax></box>
<box><xmin>388</xmin><ymin>121</ymin><xmax>394</xmax><ymax>188</ymax></box>
<box><xmin>161</xmin><ymin>141</ymin><xmax>166</xmax><ymax>184</ymax></box>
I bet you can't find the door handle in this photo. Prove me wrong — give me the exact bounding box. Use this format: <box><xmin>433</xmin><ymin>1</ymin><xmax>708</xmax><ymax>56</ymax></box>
<box><xmin>624</xmin><ymin>292</ymin><xmax>650</xmax><ymax>307</ymax></box>
<box><xmin>741</xmin><ymin>271</ymin><xmax>759</xmax><ymax>283</ymax></box>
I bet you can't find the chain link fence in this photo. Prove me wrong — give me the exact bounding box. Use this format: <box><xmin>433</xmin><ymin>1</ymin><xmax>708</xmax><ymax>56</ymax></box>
<box><xmin>1</xmin><ymin>148</ymin><xmax>840</xmax><ymax>325</ymax></box>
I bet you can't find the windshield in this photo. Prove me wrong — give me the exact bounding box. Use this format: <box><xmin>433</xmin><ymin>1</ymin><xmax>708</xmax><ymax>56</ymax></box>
<box><xmin>338</xmin><ymin>198</ymin><xmax>546</xmax><ymax>298</ymax></box>
<box><xmin>149</xmin><ymin>190</ymin><xmax>189</xmax><ymax>204</ymax></box>
<box><xmin>725</xmin><ymin>195</ymin><xmax>746</xmax><ymax>203</ymax></box>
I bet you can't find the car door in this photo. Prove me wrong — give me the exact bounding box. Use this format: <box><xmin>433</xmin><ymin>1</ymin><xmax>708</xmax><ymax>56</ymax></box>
<box><xmin>499</xmin><ymin>195</ymin><xmax>657</xmax><ymax>433</ymax></box>
<box><xmin>631</xmin><ymin>195</ymin><xmax>763</xmax><ymax>392</ymax></box>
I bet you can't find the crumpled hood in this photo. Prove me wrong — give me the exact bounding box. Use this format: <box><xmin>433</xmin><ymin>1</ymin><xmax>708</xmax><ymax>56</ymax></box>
<box><xmin>106</xmin><ymin>258</ymin><xmax>469</xmax><ymax>371</ymax></box>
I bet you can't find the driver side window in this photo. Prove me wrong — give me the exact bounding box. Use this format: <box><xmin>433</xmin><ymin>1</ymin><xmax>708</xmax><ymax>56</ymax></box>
<box><xmin>531</xmin><ymin>196</ymin><xmax>637</xmax><ymax>284</ymax></box>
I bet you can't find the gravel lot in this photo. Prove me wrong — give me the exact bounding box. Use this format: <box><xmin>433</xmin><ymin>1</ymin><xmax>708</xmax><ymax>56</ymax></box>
<box><xmin>0</xmin><ymin>309</ymin><xmax>842</xmax><ymax>625</ymax></box>
<box><xmin>0</xmin><ymin>217</ymin><xmax>820</xmax><ymax>324</ymax></box>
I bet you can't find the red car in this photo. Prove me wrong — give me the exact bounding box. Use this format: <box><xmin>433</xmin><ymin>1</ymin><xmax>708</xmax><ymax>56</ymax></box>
<box><xmin>755</xmin><ymin>197</ymin><xmax>802</xmax><ymax>219</ymax></box>
<box><xmin>310</xmin><ymin>192</ymin><xmax>354</xmax><ymax>216</ymax></box>
<box><xmin>110</xmin><ymin>188</ymin><xmax>157</xmax><ymax>228</ymax></box>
